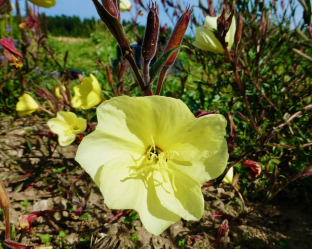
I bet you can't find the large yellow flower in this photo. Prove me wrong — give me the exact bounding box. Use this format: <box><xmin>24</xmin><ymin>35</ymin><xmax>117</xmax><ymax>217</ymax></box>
<box><xmin>120</xmin><ymin>0</ymin><xmax>132</xmax><ymax>12</ymax></box>
<box><xmin>75</xmin><ymin>96</ymin><xmax>228</xmax><ymax>235</ymax></box>
<box><xmin>16</xmin><ymin>93</ymin><xmax>39</xmax><ymax>117</ymax></box>
<box><xmin>28</xmin><ymin>0</ymin><xmax>56</xmax><ymax>8</ymax></box>
<box><xmin>193</xmin><ymin>15</ymin><xmax>236</xmax><ymax>53</ymax></box>
<box><xmin>71</xmin><ymin>74</ymin><xmax>103</xmax><ymax>110</ymax></box>
<box><xmin>47</xmin><ymin>112</ymin><xmax>86</xmax><ymax>146</ymax></box>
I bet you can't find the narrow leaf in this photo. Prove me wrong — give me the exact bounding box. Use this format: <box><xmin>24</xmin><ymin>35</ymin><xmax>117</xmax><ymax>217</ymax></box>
<box><xmin>149</xmin><ymin>45</ymin><xmax>188</xmax><ymax>84</ymax></box>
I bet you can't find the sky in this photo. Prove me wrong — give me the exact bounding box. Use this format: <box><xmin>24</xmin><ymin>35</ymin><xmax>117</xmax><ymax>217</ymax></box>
<box><xmin>13</xmin><ymin>0</ymin><xmax>304</xmax><ymax>32</ymax></box>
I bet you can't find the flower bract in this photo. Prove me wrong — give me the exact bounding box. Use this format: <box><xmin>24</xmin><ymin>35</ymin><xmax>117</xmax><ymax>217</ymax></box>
<box><xmin>28</xmin><ymin>0</ymin><xmax>56</xmax><ymax>8</ymax></box>
<box><xmin>120</xmin><ymin>0</ymin><xmax>131</xmax><ymax>12</ymax></box>
<box><xmin>75</xmin><ymin>96</ymin><xmax>228</xmax><ymax>235</ymax></box>
<box><xmin>71</xmin><ymin>74</ymin><xmax>103</xmax><ymax>110</ymax></box>
<box><xmin>16</xmin><ymin>93</ymin><xmax>39</xmax><ymax>117</ymax></box>
<box><xmin>193</xmin><ymin>14</ymin><xmax>236</xmax><ymax>53</ymax></box>
<box><xmin>47</xmin><ymin>112</ymin><xmax>87</xmax><ymax>146</ymax></box>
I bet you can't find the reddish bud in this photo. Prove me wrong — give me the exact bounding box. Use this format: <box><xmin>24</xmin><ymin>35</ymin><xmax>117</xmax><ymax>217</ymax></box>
<box><xmin>101</xmin><ymin>0</ymin><xmax>118</xmax><ymax>18</ymax></box>
<box><xmin>242</xmin><ymin>159</ymin><xmax>262</xmax><ymax>178</ymax></box>
<box><xmin>93</xmin><ymin>0</ymin><xmax>131</xmax><ymax>57</ymax></box>
<box><xmin>0</xmin><ymin>37</ymin><xmax>23</xmax><ymax>69</ymax></box>
<box><xmin>142</xmin><ymin>1</ymin><xmax>159</xmax><ymax>62</ymax></box>
<box><xmin>163</xmin><ymin>5</ymin><xmax>193</xmax><ymax>67</ymax></box>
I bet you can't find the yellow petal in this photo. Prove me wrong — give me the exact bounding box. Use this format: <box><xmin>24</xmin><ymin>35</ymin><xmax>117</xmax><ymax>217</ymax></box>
<box><xmin>203</xmin><ymin>15</ymin><xmax>218</xmax><ymax>30</ymax></box>
<box><xmin>120</xmin><ymin>0</ymin><xmax>131</xmax><ymax>12</ymax></box>
<box><xmin>168</xmin><ymin>114</ymin><xmax>227</xmax><ymax>161</ymax></box>
<box><xmin>193</xmin><ymin>26</ymin><xmax>224</xmax><ymax>53</ymax></box>
<box><xmin>99</xmin><ymin>155</ymin><xmax>180</xmax><ymax>235</ymax></box>
<box><xmin>27</xmin><ymin>0</ymin><xmax>56</xmax><ymax>8</ymax></box>
<box><xmin>226</xmin><ymin>16</ymin><xmax>236</xmax><ymax>49</ymax></box>
<box><xmin>47</xmin><ymin>112</ymin><xmax>86</xmax><ymax>146</ymax></box>
<box><xmin>72</xmin><ymin>74</ymin><xmax>103</xmax><ymax>110</ymax></box>
<box><xmin>16</xmin><ymin>93</ymin><xmax>39</xmax><ymax>117</ymax></box>
<box><xmin>153</xmin><ymin>169</ymin><xmax>204</xmax><ymax>221</ymax></box>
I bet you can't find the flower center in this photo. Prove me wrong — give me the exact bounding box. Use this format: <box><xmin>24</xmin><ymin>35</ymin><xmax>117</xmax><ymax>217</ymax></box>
<box><xmin>128</xmin><ymin>144</ymin><xmax>178</xmax><ymax>191</ymax></box>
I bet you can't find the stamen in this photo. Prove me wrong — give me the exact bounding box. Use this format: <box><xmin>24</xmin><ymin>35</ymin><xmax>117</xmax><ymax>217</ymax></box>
<box><xmin>128</xmin><ymin>142</ymin><xmax>178</xmax><ymax>192</ymax></box>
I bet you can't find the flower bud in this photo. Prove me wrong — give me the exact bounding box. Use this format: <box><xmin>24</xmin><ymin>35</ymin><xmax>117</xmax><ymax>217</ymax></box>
<box><xmin>163</xmin><ymin>5</ymin><xmax>193</xmax><ymax>67</ymax></box>
<box><xmin>101</xmin><ymin>0</ymin><xmax>118</xmax><ymax>18</ymax></box>
<box><xmin>142</xmin><ymin>2</ymin><xmax>159</xmax><ymax>63</ymax></box>
<box><xmin>0</xmin><ymin>37</ymin><xmax>23</xmax><ymax>69</ymax></box>
<box><xmin>242</xmin><ymin>159</ymin><xmax>262</xmax><ymax>178</ymax></box>
<box><xmin>120</xmin><ymin>0</ymin><xmax>132</xmax><ymax>12</ymax></box>
<box><xmin>92</xmin><ymin>0</ymin><xmax>131</xmax><ymax>57</ymax></box>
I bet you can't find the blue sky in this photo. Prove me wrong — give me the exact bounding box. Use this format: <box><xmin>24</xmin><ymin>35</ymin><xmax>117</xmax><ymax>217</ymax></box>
<box><xmin>14</xmin><ymin>0</ymin><xmax>304</xmax><ymax>31</ymax></box>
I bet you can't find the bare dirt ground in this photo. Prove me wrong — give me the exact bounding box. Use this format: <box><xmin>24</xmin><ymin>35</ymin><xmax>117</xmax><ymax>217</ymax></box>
<box><xmin>1</xmin><ymin>116</ymin><xmax>311</xmax><ymax>249</ymax></box>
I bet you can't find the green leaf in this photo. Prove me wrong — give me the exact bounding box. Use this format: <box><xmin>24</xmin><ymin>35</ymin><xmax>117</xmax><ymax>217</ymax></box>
<box><xmin>59</xmin><ymin>231</ymin><xmax>67</xmax><ymax>239</ymax></box>
<box><xmin>149</xmin><ymin>45</ymin><xmax>188</xmax><ymax>84</ymax></box>
<box><xmin>55</xmin><ymin>167</ymin><xmax>66</xmax><ymax>173</ymax></box>
<box><xmin>80</xmin><ymin>214</ymin><xmax>93</xmax><ymax>219</ymax></box>
<box><xmin>124</xmin><ymin>211</ymin><xmax>138</xmax><ymax>224</ymax></box>
<box><xmin>40</xmin><ymin>234</ymin><xmax>52</xmax><ymax>245</ymax></box>
<box><xmin>279</xmin><ymin>238</ymin><xmax>291</xmax><ymax>249</ymax></box>
<box><xmin>131</xmin><ymin>233</ymin><xmax>138</xmax><ymax>243</ymax></box>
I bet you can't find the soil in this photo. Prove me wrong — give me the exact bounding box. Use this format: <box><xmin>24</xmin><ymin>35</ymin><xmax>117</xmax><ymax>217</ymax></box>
<box><xmin>0</xmin><ymin>117</ymin><xmax>311</xmax><ymax>249</ymax></box>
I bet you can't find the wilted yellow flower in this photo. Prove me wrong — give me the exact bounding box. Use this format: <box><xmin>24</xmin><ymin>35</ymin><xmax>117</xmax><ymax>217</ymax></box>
<box><xmin>222</xmin><ymin>167</ymin><xmax>233</xmax><ymax>184</ymax></box>
<box><xmin>28</xmin><ymin>0</ymin><xmax>56</xmax><ymax>8</ymax></box>
<box><xmin>47</xmin><ymin>112</ymin><xmax>86</xmax><ymax>146</ymax></box>
<box><xmin>193</xmin><ymin>15</ymin><xmax>236</xmax><ymax>53</ymax></box>
<box><xmin>72</xmin><ymin>74</ymin><xmax>103</xmax><ymax>110</ymax></box>
<box><xmin>120</xmin><ymin>0</ymin><xmax>131</xmax><ymax>12</ymax></box>
<box><xmin>16</xmin><ymin>93</ymin><xmax>39</xmax><ymax>117</ymax></box>
<box><xmin>75</xmin><ymin>96</ymin><xmax>228</xmax><ymax>235</ymax></box>
<box><xmin>55</xmin><ymin>85</ymin><xmax>66</xmax><ymax>99</ymax></box>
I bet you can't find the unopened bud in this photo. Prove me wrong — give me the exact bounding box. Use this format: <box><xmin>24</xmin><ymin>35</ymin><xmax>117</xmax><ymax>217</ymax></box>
<box><xmin>142</xmin><ymin>2</ymin><xmax>159</xmax><ymax>62</ymax></box>
<box><xmin>101</xmin><ymin>0</ymin><xmax>118</xmax><ymax>18</ymax></box>
<box><xmin>163</xmin><ymin>4</ymin><xmax>193</xmax><ymax>67</ymax></box>
<box><xmin>235</xmin><ymin>13</ymin><xmax>243</xmax><ymax>54</ymax></box>
<box><xmin>242</xmin><ymin>159</ymin><xmax>262</xmax><ymax>178</ymax></box>
<box><xmin>93</xmin><ymin>0</ymin><xmax>131</xmax><ymax>57</ymax></box>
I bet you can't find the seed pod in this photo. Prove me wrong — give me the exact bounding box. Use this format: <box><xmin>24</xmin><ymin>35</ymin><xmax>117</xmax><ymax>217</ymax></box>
<box><xmin>142</xmin><ymin>2</ymin><xmax>159</xmax><ymax>62</ymax></box>
<box><xmin>163</xmin><ymin>4</ymin><xmax>193</xmax><ymax>67</ymax></box>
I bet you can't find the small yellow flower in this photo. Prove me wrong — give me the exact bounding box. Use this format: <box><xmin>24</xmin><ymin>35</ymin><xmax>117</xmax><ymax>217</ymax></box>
<box><xmin>55</xmin><ymin>85</ymin><xmax>66</xmax><ymax>99</ymax></box>
<box><xmin>222</xmin><ymin>167</ymin><xmax>233</xmax><ymax>184</ymax></box>
<box><xmin>76</xmin><ymin>96</ymin><xmax>228</xmax><ymax>235</ymax></box>
<box><xmin>16</xmin><ymin>93</ymin><xmax>39</xmax><ymax>117</ymax></box>
<box><xmin>27</xmin><ymin>0</ymin><xmax>56</xmax><ymax>8</ymax></box>
<box><xmin>47</xmin><ymin>112</ymin><xmax>87</xmax><ymax>146</ymax></box>
<box><xmin>120</xmin><ymin>0</ymin><xmax>132</xmax><ymax>12</ymax></box>
<box><xmin>71</xmin><ymin>74</ymin><xmax>103</xmax><ymax>110</ymax></box>
<box><xmin>193</xmin><ymin>14</ymin><xmax>236</xmax><ymax>53</ymax></box>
